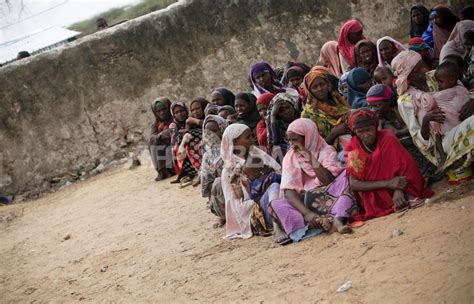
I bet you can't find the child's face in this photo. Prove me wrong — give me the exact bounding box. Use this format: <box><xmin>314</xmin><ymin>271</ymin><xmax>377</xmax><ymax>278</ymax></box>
<box><xmin>257</xmin><ymin>104</ymin><xmax>268</xmax><ymax>119</ymax></box>
<box><xmin>218</xmin><ymin>110</ymin><xmax>230</xmax><ymax>119</ymax></box>
<box><xmin>374</xmin><ymin>69</ymin><xmax>393</xmax><ymax>86</ymax></box>
<box><xmin>289</xmin><ymin>75</ymin><xmax>303</xmax><ymax>89</ymax></box>
<box><xmin>435</xmin><ymin>70</ymin><xmax>457</xmax><ymax>90</ymax></box>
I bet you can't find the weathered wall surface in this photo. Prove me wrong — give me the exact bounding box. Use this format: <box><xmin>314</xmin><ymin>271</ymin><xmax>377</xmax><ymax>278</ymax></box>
<box><xmin>0</xmin><ymin>0</ymin><xmax>468</xmax><ymax>195</ymax></box>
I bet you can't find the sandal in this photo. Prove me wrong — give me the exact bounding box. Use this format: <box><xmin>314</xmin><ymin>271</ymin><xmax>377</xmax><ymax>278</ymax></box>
<box><xmin>348</xmin><ymin>220</ymin><xmax>365</xmax><ymax>228</ymax></box>
<box><xmin>179</xmin><ymin>176</ymin><xmax>193</xmax><ymax>188</ymax></box>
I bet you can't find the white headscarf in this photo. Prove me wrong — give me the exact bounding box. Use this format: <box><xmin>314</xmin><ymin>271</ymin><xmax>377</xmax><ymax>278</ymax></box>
<box><xmin>391</xmin><ymin>50</ymin><xmax>423</xmax><ymax>95</ymax></box>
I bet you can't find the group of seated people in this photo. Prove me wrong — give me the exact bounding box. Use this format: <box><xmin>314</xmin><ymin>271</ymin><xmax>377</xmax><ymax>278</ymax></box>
<box><xmin>148</xmin><ymin>4</ymin><xmax>474</xmax><ymax>244</ymax></box>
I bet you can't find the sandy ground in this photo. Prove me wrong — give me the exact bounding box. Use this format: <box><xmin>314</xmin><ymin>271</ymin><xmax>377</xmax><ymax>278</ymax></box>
<box><xmin>1</xmin><ymin>157</ymin><xmax>473</xmax><ymax>303</ymax></box>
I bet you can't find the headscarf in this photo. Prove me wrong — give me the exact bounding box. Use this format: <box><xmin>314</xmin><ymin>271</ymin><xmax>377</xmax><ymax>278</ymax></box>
<box><xmin>347</xmin><ymin>67</ymin><xmax>371</xmax><ymax>109</ymax></box>
<box><xmin>214</xmin><ymin>87</ymin><xmax>235</xmax><ymax>107</ymax></box>
<box><xmin>376</xmin><ymin>36</ymin><xmax>407</xmax><ymax>67</ymax></box>
<box><xmin>170</xmin><ymin>101</ymin><xmax>188</xmax><ymax>127</ymax></box>
<box><xmin>391</xmin><ymin>50</ymin><xmax>423</xmax><ymax>95</ymax></box>
<box><xmin>150</xmin><ymin>97</ymin><xmax>172</xmax><ymax>133</ymax></box>
<box><xmin>338</xmin><ymin>72</ymin><xmax>350</xmax><ymax>96</ymax></box>
<box><xmin>410</xmin><ymin>4</ymin><xmax>430</xmax><ymax>38</ymax></box>
<box><xmin>319</xmin><ymin>41</ymin><xmax>342</xmax><ymax>77</ymax></box>
<box><xmin>431</xmin><ymin>5</ymin><xmax>460</xmax><ymax>57</ymax></box>
<box><xmin>355</xmin><ymin>39</ymin><xmax>378</xmax><ymax>75</ymax></box>
<box><xmin>205</xmin><ymin>104</ymin><xmax>220</xmax><ymax>116</ymax></box>
<box><xmin>219</xmin><ymin>105</ymin><xmax>237</xmax><ymax>116</ymax></box>
<box><xmin>280</xmin><ymin>118</ymin><xmax>342</xmax><ymax>193</ymax></box>
<box><xmin>256</xmin><ymin>92</ymin><xmax>275</xmax><ymax>108</ymax></box>
<box><xmin>235</xmin><ymin>92</ymin><xmax>261</xmax><ymax>129</ymax></box>
<box><xmin>189</xmin><ymin>98</ymin><xmax>209</xmax><ymax>119</ymax></box>
<box><xmin>348</xmin><ymin>107</ymin><xmax>379</xmax><ymax>133</ymax></box>
<box><xmin>202</xmin><ymin>114</ymin><xmax>228</xmax><ymax>162</ymax></box>
<box><xmin>265</xmin><ymin>92</ymin><xmax>298</xmax><ymax>150</ymax></box>
<box><xmin>220</xmin><ymin>123</ymin><xmax>281</xmax><ymax>239</ymax></box>
<box><xmin>255</xmin><ymin>93</ymin><xmax>275</xmax><ymax>150</ymax></box>
<box><xmin>338</xmin><ymin>19</ymin><xmax>365</xmax><ymax>68</ymax></box>
<box><xmin>366</xmin><ymin>84</ymin><xmax>392</xmax><ymax>104</ymax></box>
<box><xmin>460</xmin><ymin>6</ymin><xmax>474</xmax><ymax>21</ymax></box>
<box><xmin>249</xmin><ymin>62</ymin><xmax>285</xmax><ymax>97</ymax></box>
<box><xmin>302</xmin><ymin>66</ymin><xmax>350</xmax><ymax>138</ymax></box>
<box><xmin>408</xmin><ymin>37</ymin><xmax>435</xmax><ymax>63</ymax></box>
<box><xmin>439</xmin><ymin>20</ymin><xmax>474</xmax><ymax>62</ymax></box>
<box><xmin>281</xmin><ymin>66</ymin><xmax>305</xmax><ymax>87</ymax></box>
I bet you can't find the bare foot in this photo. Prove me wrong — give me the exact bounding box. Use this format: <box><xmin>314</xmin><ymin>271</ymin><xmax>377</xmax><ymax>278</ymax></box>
<box><xmin>192</xmin><ymin>175</ymin><xmax>200</xmax><ymax>187</ymax></box>
<box><xmin>317</xmin><ymin>217</ymin><xmax>333</xmax><ymax>232</ymax></box>
<box><xmin>212</xmin><ymin>218</ymin><xmax>225</xmax><ymax>229</ymax></box>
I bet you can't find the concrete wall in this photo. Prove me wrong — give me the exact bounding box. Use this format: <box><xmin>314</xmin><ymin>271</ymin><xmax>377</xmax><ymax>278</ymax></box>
<box><xmin>0</xmin><ymin>0</ymin><xmax>468</xmax><ymax>195</ymax></box>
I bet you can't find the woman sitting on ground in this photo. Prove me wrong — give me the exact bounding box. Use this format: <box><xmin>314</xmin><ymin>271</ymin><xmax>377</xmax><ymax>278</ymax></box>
<box><xmin>220</xmin><ymin>124</ymin><xmax>282</xmax><ymax>239</ymax></box>
<box><xmin>301</xmin><ymin>66</ymin><xmax>351</xmax><ymax>146</ymax></box>
<box><xmin>345</xmin><ymin>108</ymin><xmax>434</xmax><ymax>221</ymax></box>
<box><xmin>366</xmin><ymin>84</ymin><xmax>440</xmax><ymax>183</ymax></box>
<box><xmin>200</xmin><ymin>115</ymin><xmax>228</xmax><ymax>228</ymax></box>
<box><xmin>391</xmin><ymin>50</ymin><xmax>474</xmax><ymax>172</ymax></box>
<box><xmin>423</xmin><ymin>5</ymin><xmax>460</xmax><ymax>58</ymax></box>
<box><xmin>235</xmin><ymin>92</ymin><xmax>261</xmax><ymax>133</ymax></box>
<box><xmin>410</xmin><ymin>4</ymin><xmax>430</xmax><ymax>38</ymax></box>
<box><xmin>249</xmin><ymin>61</ymin><xmax>286</xmax><ymax>97</ymax></box>
<box><xmin>169</xmin><ymin>102</ymin><xmax>199</xmax><ymax>187</ymax></box>
<box><xmin>269</xmin><ymin>118</ymin><xmax>355</xmax><ymax>245</ymax></box>
<box><xmin>266</xmin><ymin>92</ymin><xmax>299</xmax><ymax>160</ymax></box>
<box><xmin>148</xmin><ymin>97</ymin><xmax>175</xmax><ymax>181</ymax></box>
<box><xmin>319</xmin><ymin>41</ymin><xmax>343</xmax><ymax>78</ymax></box>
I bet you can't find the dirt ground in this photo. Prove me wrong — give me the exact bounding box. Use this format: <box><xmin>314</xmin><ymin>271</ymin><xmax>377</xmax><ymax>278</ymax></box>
<box><xmin>1</xmin><ymin>157</ymin><xmax>473</xmax><ymax>303</ymax></box>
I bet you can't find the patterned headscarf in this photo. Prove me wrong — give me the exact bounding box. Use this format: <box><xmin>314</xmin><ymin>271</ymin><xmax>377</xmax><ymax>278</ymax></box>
<box><xmin>391</xmin><ymin>50</ymin><xmax>423</xmax><ymax>95</ymax></box>
<box><xmin>348</xmin><ymin>108</ymin><xmax>379</xmax><ymax>133</ymax></box>
<box><xmin>265</xmin><ymin>92</ymin><xmax>298</xmax><ymax>150</ymax></box>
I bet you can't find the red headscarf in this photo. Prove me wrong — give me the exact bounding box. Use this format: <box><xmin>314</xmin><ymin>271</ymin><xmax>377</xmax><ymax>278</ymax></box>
<box><xmin>256</xmin><ymin>93</ymin><xmax>275</xmax><ymax>152</ymax></box>
<box><xmin>338</xmin><ymin>19</ymin><xmax>365</xmax><ymax>68</ymax></box>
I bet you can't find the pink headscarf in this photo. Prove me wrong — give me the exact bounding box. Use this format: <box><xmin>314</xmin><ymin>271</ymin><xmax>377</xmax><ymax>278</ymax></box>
<box><xmin>439</xmin><ymin>20</ymin><xmax>474</xmax><ymax>62</ymax></box>
<box><xmin>376</xmin><ymin>36</ymin><xmax>407</xmax><ymax>67</ymax></box>
<box><xmin>220</xmin><ymin>123</ymin><xmax>281</xmax><ymax>239</ymax></box>
<box><xmin>338</xmin><ymin>20</ymin><xmax>365</xmax><ymax>68</ymax></box>
<box><xmin>391</xmin><ymin>50</ymin><xmax>423</xmax><ymax>95</ymax></box>
<box><xmin>319</xmin><ymin>41</ymin><xmax>342</xmax><ymax>77</ymax></box>
<box><xmin>280</xmin><ymin>118</ymin><xmax>342</xmax><ymax>194</ymax></box>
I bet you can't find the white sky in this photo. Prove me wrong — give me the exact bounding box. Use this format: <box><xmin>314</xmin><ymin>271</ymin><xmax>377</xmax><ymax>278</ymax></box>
<box><xmin>1</xmin><ymin>0</ymin><xmax>138</xmax><ymax>43</ymax></box>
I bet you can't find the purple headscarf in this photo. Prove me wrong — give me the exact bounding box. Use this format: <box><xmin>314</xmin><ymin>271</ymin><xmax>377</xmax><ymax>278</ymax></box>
<box><xmin>249</xmin><ymin>61</ymin><xmax>284</xmax><ymax>96</ymax></box>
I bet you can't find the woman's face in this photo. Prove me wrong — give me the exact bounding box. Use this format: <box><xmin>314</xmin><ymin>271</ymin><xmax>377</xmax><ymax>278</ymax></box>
<box><xmin>257</xmin><ymin>104</ymin><xmax>268</xmax><ymax>119</ymax></box>
<box><xmin>359</xmin><ymin>45</ymin><xmax>373</xmax><ymax>64</ymax></box>
<box><xmin>355</xmin><ymin>125</ymin><xmax>377</xmax><ymax>148</ymax></box>
<box><xmin>289</xmin><ymin>75</ymin><xmax>303</xmax><ymax>89</ymax></box>
<box><xmin>411</xmin><ymin>8</ymin><xmax>424</xmax><ymax>25</ymax></box>
<box><xmin>358</xmin><ymin>79</ymin><xmax>371</xmax><ymax>93</ymax></box>
<box><xmin>278</xmin><ymin>102</ymin><xmax>295</xmax><ymax>123</ymax></box>
<box><xmin>368</xmin><ymin>100</ymin><xmax>391</xmax><ymax>117</ymax></box>
<box><xmin>190</xmin><ymin>102</ymin><xmax>204</xmax><ymax>119</ymax></box>
<box><xmin>233</xmin><ymin>129</ymin><xmax>253</xmax><ymax>155</ymax></box>
<box><xmin>154</xmin><ymin>104</ymin><xmax>169</xmax><ymax>121</ymax></box>
<box><xmin>255</xmin><ymin>71</ymin><xmax>272</xmax><ymax>89</ymax></box>
<box><xmin>210</xmin><ymin>91</ymin><xmax>225</xmax><ymax>106</ymax></box>
<box><xmin>348</xmin><ymin>30</ymin><xmax>363</xmax><ymax>45</ymax></box>
<box><xmin>287</xmin><ymin>131</ymin><xmax>305</xmax><ymax>147</ymax></box>
<box><xmin>173</xmin><ymin>106</ymin><xmax>188</xmax><ymax>123</ymax></box>
<box><xmin>408</xmin><ymin>60</ymin><xmax>429</xmax><ymax>89</ymax></box>
<box><xmin>310</xmin><ymin>77</ymin><xmax>330</xmax><ymax>101</ymax></box>
<box><xmin>235</xmin><ymin>98</ymin><xmax>251</xmax><ymax>118</ymax></box>
<box><xmin>379</xmin><ymin>40</ymin><xmax>396</xmax><ymax>63</ymax></box>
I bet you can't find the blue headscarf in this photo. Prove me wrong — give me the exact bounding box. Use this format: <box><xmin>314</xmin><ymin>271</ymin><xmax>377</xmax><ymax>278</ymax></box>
<box><xmin>347</xmin><ymin>67</ymin><xmax>371</xmax><ymax>109</ymax></box>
